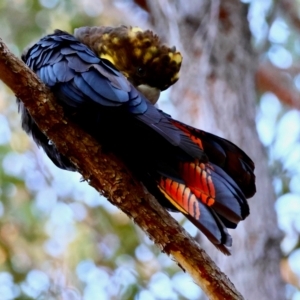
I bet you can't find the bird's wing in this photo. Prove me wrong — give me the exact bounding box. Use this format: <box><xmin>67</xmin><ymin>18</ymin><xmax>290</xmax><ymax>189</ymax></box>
<box><xmin>24</xmin><ymin>30</ymin><xmax>206</xmax><ymax>161</ymax></box>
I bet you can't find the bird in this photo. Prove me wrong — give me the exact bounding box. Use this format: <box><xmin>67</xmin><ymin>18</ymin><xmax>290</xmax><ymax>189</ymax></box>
<box><xmin>18</xmin><ymin>26</ymin><xmax>256</xmax><ymax>254</ymax></box>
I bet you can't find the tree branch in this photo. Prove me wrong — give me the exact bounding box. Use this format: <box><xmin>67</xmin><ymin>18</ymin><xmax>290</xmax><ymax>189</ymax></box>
<box><xmin>0</xmin><ymin>38</ymin><xmax>244</xmax><ymax>300</ymax></box>
<box><xmin>133</xmin><ymin>0</ymin><xmax>150</xmax><ymax>13</ymax></box>
<box><xmin>280</xmin><ymin>0</ymin><xmax>300</xmax><ymax>32</ymax></box>
<box><xmin>256</xmin><ymin>62</ymin><xmax>300</xmax><ymax>110</ymax></box>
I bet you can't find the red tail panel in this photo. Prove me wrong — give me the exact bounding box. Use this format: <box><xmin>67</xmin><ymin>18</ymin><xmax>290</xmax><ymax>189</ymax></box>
<box><xmin>170</xmin><ymin>119</ymin><xmax>256</xmax><ymax>198</ymax></box>
<box><xmin>179</xmin><ymin>161</ymin><xmax>215</xmax><ymax>206</ymax></box>
<box><xmin>172</xmin><ymin>121</ymin><xmax>204</xmax><ymax>150</ymax></box>
<box><xmin>157</xmin><ymin>176</ymin><xmax>232</xmax><ymax>254</ymax></box>
<box><xmin>158</xmin><ymin>177</ymin><xmax>201</xmax><ymax>220</ymax></box>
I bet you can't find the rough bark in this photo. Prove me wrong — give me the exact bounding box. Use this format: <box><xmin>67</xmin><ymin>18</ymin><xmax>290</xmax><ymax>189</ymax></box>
<box><xmin>145</xmin><ymin>1</ymin><xmax>285</xmax><ymax>299</ymax></box>
<box><xmin>0</xmin><ymin>38</ymin><xmax>244</xmax><ymax>299</ymax></box>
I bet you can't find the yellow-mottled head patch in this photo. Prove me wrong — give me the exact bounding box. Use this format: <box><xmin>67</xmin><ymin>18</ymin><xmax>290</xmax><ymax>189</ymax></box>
<box><xmin>74</xmin><ymin>25</ymin><xmax>182</xmax><ymax>91</ymax></box>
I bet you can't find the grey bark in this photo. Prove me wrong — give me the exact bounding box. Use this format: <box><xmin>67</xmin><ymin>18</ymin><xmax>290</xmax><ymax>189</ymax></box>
<box><xmin>146</xmin><ymin>1</ymin><xmax>285</xmax><ymax>299</ymax></box>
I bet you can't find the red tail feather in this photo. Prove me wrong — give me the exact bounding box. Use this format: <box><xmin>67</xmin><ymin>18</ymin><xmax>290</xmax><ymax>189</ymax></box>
<box><xmin>152</xmin><ymin>117</ymin><xmax>256</xmax><ymax>253</ymax></box>
<box><xmin>170</xmin><ymin>119</ymin><xmax>256</xmax><ymax>198</ymax></box>
<box><xmin>157</xmin><ymin>175</ymin><xmax>232</xmax><ymax>254</ymax></box>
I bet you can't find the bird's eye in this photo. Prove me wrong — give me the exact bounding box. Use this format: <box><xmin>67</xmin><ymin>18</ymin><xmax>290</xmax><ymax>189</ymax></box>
<box><xmin>137</xmin><ymin>67</ymin><xmax>146</xmax><ymax>77</ymax></box>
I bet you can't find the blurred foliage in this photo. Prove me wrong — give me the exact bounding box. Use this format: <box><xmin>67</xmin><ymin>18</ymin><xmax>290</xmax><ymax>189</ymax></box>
<box><xmin>2</xmin><ymin>0</ymin><xmax>300</xmax><ymax>299</ymax></box>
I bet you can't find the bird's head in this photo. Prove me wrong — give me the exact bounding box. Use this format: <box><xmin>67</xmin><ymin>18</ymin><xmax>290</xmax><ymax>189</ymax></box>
<box><xmin>74</xmin><ymin>26</ymin><xmax>182</xmax><ymax>104</ymax></box>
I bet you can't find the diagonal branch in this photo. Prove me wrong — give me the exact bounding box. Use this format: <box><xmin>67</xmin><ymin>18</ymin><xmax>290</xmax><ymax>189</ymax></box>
<box><xmin>256</xmin><ymin>62</ymin><xmax>300</xmax><ymax>110</ymax></box>
<box><xmin>0</xmin><ymin>38</ymin><xmax>243</xmax><ymax>300</ymax></box>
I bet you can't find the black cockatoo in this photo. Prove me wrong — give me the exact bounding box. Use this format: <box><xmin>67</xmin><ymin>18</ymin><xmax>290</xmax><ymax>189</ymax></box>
<box><xmin>18</xmin><ymin>26</ymin><xmax>256</xmax><ymax>254</ymax></box>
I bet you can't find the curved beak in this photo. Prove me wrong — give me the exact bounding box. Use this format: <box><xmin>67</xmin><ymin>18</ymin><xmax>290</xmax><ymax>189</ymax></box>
<box><xmin>136</xmin><ymin>84</ymin><xmax>161</xmax><ymax>104</ymax></box>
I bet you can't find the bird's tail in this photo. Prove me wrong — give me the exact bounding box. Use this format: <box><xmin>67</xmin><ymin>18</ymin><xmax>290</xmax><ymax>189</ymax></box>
<box><xmin>156</xmin><ymin>119</ymin><xmax>255</xmax><ymax>254</ymax></box>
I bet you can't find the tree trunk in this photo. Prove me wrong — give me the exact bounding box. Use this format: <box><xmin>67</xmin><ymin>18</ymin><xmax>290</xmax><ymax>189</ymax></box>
<box><xmin>147</xmin><ymin>1</ymin><xmax>285</xmax><ymax>299</ymax></box>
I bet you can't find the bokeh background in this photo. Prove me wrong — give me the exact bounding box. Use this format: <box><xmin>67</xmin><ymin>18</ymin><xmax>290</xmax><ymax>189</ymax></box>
<box><xmin>1</xmin><ymin>0</ymin><xmax>300</xmax><ymax>299</ymax></box>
